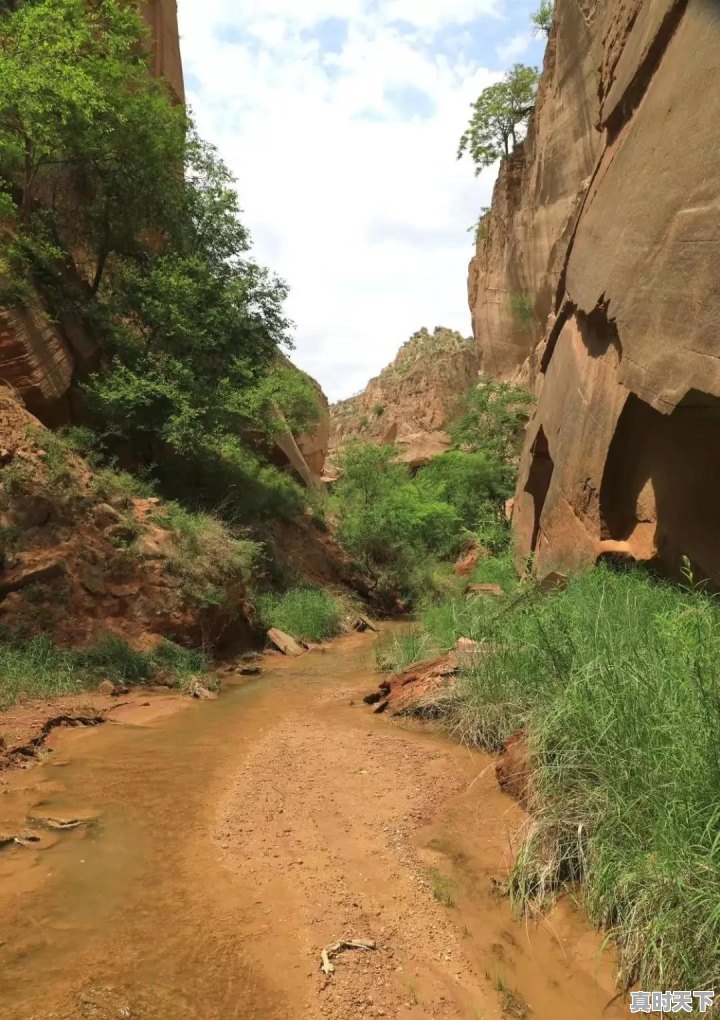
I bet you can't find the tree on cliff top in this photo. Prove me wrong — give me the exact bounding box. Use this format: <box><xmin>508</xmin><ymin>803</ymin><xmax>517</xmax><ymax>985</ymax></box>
<box><xmin>532</xmin><ymin>0</ymin><xmax>554</xmax><ymax>38</ymax></box>
<box><xmin>457</xmin><ymin>64</ymin><xmax>539</xmax><ymax>174</ymax></box>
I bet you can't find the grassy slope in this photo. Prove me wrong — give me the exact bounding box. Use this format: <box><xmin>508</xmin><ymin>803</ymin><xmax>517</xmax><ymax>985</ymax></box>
<box><xmin>379</xmin><ymin>564</ymin><xmax>720</xmax><ymax>991</ymax></box>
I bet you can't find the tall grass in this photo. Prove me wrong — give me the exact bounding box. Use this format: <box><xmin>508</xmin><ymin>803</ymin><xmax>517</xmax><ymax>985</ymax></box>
<box><xmin>258</xmin><ymin>587</ymin><xmax>345</xmax><ymax>642</ymax></box>
<box><xmin>393</xmin><ymin>564</ymin><xmax>720</xmax><ymax>991</ymax></box>
<box><xmin>0</xmin><ymin>633</ymin><xmax>208</xmax><ymax>709</ymax></box>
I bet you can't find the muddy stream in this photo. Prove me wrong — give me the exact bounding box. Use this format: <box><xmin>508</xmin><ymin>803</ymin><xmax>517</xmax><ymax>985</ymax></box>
<box><xmin>0</xmin><ymin>631</ymin><xmax>627</xmax><ymax>1019</ymax></box>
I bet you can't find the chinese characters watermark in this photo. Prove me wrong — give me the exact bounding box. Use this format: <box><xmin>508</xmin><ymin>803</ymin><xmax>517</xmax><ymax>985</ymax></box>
<box><xmin>630</xmin><ymin>990</ymin><xmax>716</xmax><ymax>1014</ymax></box>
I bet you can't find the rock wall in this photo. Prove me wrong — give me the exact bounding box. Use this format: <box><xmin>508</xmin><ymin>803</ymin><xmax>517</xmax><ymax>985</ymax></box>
<box><xmin>469</xmin><ymin>0</ymin><xmax>720</xmax><ymax>583</ymax></box>
<box><xmin>141</xmin><ymin>0</ymin><xmax>185</xmax><ymax>103</ymax></box>
<box><xmin>330</xmin><ymin>327</ymin><xmax>480</xmax><ymax>470</ymax></box>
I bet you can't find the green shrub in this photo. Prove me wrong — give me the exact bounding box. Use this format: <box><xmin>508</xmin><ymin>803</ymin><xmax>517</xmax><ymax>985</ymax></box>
<box><xmin>258</xmin><ymin>587</ymin><xmax>344</xmax><ymax>642</ymax></box>
<box><xmin>448</xmin><ymin>379</ymin><xmax>533</xmax><ymax>477</ymax></box>
<box><xmin>509</xmin><ymin>292</ymin><xmax>533</xmax><ymax>324</ymax></box>
<box><xmin>332</xmin><ymin>442</ymin><xmax>463</xmax><ymax>603</ymax></box>
<box><xmin>417</xmin><ymin>451</ymin><xmax>507</xmax><ymax>532</ymax></box>
<box><xmin>470</xmin><ymin>552</ymin><xmax>518</xmax><ymax>592</ymax></box>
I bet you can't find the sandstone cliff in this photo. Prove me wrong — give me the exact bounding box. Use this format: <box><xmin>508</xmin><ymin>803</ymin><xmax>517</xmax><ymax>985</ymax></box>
<box><xmin>330</xmin><ymin>327</ymin><xmax>479</xmax><ymax>469</ymax></box>
<box><xmin>469</xmin><ymin>0</ymin><xmax>720</xmax><ymax>583</ymax></box>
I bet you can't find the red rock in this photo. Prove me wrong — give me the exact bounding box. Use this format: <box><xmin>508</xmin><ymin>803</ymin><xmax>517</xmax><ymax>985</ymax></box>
<box><xmin>453</xmin><ymin>546</ymin><xmax>480</xmax><ymax>578</ymax></box>
<box><xmin>469</xmin><ymin>0</ymin><xmax>720</xmax><ymax>586</ymax></box>
<box><xmin>465</xmin><ymin>583</ymin><xmax>503</xmax><ymax>598</ymax></box>
<box><xmin>495</xmin><ymin>731</ymin><xmax>534</xmax><ymax>810</ymax></box>
<box><xmin>364</xmin><ymin>654</ymin><xmax>459</xmax><ymax>716</ymax></box>
<box><xmin>267</xmin><ymin>629</ymin><xmax>306</xmax><ymax>657</ymax></box>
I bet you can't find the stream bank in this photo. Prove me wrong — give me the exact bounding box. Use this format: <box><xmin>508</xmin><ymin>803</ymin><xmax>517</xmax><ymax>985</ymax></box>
<box><xmin>0</xmin><ymin>630</ymin><xmax>625</xmax><ymax>1019</ymax></box>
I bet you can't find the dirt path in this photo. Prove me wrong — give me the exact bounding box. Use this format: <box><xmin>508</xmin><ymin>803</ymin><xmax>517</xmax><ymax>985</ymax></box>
<box><xmin>0</xmin><ymin>632</ymin><xmax>627</xmax><ymax>1019</ymax></box>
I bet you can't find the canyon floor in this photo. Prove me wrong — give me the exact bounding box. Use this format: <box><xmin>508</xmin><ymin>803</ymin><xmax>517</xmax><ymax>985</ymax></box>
<box><xmin>0</xmin><ymin>631</ymin><xmax>627</xmax><ymax>1019</ymax></box>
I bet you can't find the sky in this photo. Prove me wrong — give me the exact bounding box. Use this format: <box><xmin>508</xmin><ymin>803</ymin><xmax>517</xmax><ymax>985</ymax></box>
<box><xmin>176</xmin><ymin>1</ymin><xmax>546</xmax><ymax>402</ymax></box>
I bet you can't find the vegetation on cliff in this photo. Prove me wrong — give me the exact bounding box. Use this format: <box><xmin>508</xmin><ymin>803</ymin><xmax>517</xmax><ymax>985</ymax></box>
<box><xmin>0</xmin><ymin>0</ymin><xmax>322</xmax><ymax>524</ymax></box>
<box><xmin>458</xmin><ymin>64</ymin><xmax>540</xmax><ymax>172</ymax></box>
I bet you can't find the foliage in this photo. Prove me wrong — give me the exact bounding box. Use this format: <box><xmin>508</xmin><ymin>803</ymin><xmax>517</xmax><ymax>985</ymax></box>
<box><xmin>458</xmin><ymin>64</ymin><xmax>540</xmax><ymax>173</ymax></box>
<box><xmin>448</xmin><ymin>379</ymin><xmax>532</xmax><ymax>485</ymax></box>
<box><xmin>258</xmin><ymin>586</ymin><xmax>344</xmax><ymax>642</ymax></box>
<box><xmin>332</xmin><ymin>442</ymin><xmax>463</xmax><ymax>601</ymax></box>
<box><xmin>0</xmin><ymin>632</ymin><xmax>208</xmax><ymax>709</ymax></box>
<box><xmin>509</xmin><ymin>292</ymin><xmax>533</xmax><ymax>324</ymax></box>
<box><xmin>417</xmin><ymin>451</ymin><xmax>507</xmax><ymax>532</ymax></box>
<box><xmin>395</xmin><ymin>564</ymin><xmax>720</xmax><ymax>991</ymax></box>
<box><xmin>0</xmin><ymin>0</ymin><xmax>186</xmax><ymax>286</ymax></box>
<box><xmin>0</xmin><ymin>0</ymin><xmax>319</xmax><ymax>527</ymax></box>
<box><xmin>532</xmin><ymin>0</ymin><xmax>554</xmax><ymax>37</ymax></box>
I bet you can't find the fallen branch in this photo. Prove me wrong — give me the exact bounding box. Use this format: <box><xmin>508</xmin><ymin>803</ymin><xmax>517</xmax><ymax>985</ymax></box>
<box><xmin>320</xmin><ymin>938</ymin><xmax>377</xmax><ymax>975</ymax></box>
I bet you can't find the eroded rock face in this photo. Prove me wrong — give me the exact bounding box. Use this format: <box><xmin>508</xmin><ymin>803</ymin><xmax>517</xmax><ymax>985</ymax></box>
<box><xmin>141</xmin><ymin>0</ymin><xmax>185</xmax><ymax>103</ymax></box>
<box><xmin>329</xmin><ymin>328</ymin><xmax>479</xmax><ymax>469</ymax></box>
<box><xmin>470</xmin><ymin>0</ymin><xmax>720</xmax><ymax>583</ymax></box>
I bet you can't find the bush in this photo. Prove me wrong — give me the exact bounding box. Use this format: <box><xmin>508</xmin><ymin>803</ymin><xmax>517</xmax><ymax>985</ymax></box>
<box><xmin>417</xmin><ymin>451</ymin><xmax>507</xmax><ymax>532</ymax></box>
<box><xmin>258</xmin><ymin>587</ymin><xmax>344</xmax><ymax>643</ymax></box>
<box><xmin>332</xmin><ymin>442</ymin><xmax>464</xmax><ymax>602</ymax></box>
<box><xmin>448</xmin><ymin>379</ymin><xmax>532</xmax><ymax>477</ymax></box>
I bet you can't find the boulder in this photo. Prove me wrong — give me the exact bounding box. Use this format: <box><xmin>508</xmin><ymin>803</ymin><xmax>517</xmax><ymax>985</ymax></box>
<box><xmin>79</xmin><ymin>562</ymin><xmax>106</xmax><ymax>596</ymax></box>
<box><xmin>267</xmin><ymin>628</ymin><xmax>306</xmax><ymax>657</ymax></box>
<box><xmin>189</xmin><ymin>680</ymin><xmax>218</xmax><ymax>701</ymax></box>
<box><xmin>453</xmin><ymin>545</ymin><xmax>480</xmax><ymax>578</ymax></box>
<box><xmin>10</xmin><ymin>494</ymin><xmax>52</xmax><ymax>529</ymax></box>
<box><xmin>495</xmin><ymin>731</ymin><xmax>535</xmax><ymax>810</ymax></box>
<box><xmin>93</xmin><ymin>503</ymin><xmax>123</xmax><ymax>529</ymax></box>
<box><xmin>365</xmin><ymin>654</ymin><xmax>459</xmax><ymax>716</ymax></box>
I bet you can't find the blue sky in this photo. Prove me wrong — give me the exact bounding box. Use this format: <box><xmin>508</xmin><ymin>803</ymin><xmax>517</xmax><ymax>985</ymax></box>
<box><xmin>177</xmin><ymin>1</ymin><xmax>547</xmax><ymax>401</ymax></box>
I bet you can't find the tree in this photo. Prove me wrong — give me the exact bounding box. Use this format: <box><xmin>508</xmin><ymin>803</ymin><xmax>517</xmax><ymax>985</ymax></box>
<box><xmin>457</xmin><ymin>64</ymin><xmax>539</xmax><ymax>174</ymax></box>
<box><xmin>532</xmin><ymin>0</ymin><xmax>554</xmax><ymax>38</ymax></box>
<box><xmin>332</xmin><ymin>443</ymin><xmax>462</xmax><ymax>598</ymax></box>
<box><xmin>448</xmin><ymin>379</ymin><xmax>533</xmax><ymax>490</ymax></box>
<box><xmin>0</xmin><ymin>0</ymin><xmax>187</xmax><ymax>290</ymax></box>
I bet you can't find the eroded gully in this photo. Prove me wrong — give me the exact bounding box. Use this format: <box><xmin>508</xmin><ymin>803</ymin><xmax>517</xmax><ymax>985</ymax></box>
<box><xmin>0</xmin><ymin>630</ymin><xmax>627</xmax><ymax>1020</ymax></box>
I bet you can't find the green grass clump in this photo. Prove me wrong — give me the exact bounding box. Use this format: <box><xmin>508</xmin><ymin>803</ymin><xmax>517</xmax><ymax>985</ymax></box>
<box><xmin>0</xmin><ymin>633</ymin><xmax>210</xmax><ymax>710</ymax></box>
<box><xmin>428</xmin><ymin>868</ymin><xmax>455</xmax><ymax>907</ymax></box>
<box><xmin>372</xmin><ymin>626</ymin><xmax>436</xmax><ymax>673</ymax></box>
<box><xmin>153</xmin><ymin>501</ymin><xmax>260</xmax><ymax>608</ymax></box>
<box><xmin>405</xmin><ymin>563</ymin><xmax>720</xmax><ymax>990</ymax></box>
<box><xmin>470</xmin><ymin>552</ymin><xmax>518</xmax><ymax>592</ymax></box>
<box><xmin>258</xmin><ymin>587</ymin><xmax>344</xmax><ymax>643</ymax></box>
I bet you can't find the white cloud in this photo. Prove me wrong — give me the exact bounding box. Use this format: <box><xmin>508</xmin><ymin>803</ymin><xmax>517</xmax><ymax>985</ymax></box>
<box><xmin>496</xmin><ymin>30</ymin><xmax>532</xmax><ymax>63</ymax></box>
<box><xmin>177</xmin><ymin>0</ymin><xmax>503</xmax><ymax>400</ymax></box>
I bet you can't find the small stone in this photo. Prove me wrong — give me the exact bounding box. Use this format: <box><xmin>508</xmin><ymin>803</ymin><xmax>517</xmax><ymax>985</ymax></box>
<box><xmin>97</xmin><ymin>679</ymin><xmax>116</xmax><ymax>696</ymax></box>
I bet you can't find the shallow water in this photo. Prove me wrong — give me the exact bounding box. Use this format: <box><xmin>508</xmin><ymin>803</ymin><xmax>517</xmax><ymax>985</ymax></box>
<box><xmin>0</xmin><ymin>634</ymin><xmax>626</xmax><ymax>1019</ymax></box>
